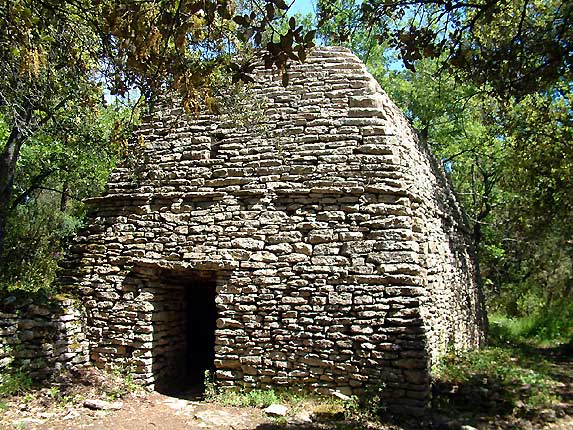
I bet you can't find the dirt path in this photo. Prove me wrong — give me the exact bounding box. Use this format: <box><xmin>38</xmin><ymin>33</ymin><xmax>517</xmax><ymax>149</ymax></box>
<box><xmin>3</xmin><ymin>384</ymin><xmax>573</xmax><ymax>430</ymax></box>
<box><xmin>2</xmin><ymin>391</ymin><xmax>266</xmax><ymax>430</ymax></box>
<box><xmin>1</xmin><ymin>389</ymin><xmax>398</xmax><ymax>430</ymax></box>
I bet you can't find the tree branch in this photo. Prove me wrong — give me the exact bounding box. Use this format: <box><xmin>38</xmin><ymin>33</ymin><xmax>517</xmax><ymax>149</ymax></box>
<box><xmin>34</xmin><ymin>96</ymin><xmax>71</xmax><ymax>132</ymax></box>
<box><xmin>10</xmin><ymin>168</ymin><xmax>55</xmax><ymax>210</ymax></box>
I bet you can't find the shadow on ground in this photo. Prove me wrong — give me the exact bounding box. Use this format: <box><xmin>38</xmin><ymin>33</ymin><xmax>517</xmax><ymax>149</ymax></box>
<box><xmin>253</xmin><ymin>342</ymin><xmax>573</xmax><ymax>430</ymax></box>
<box><xmin>256</xmin><ymin>420</ymin><xmax>425</xmax><ymax>430</ymax></box>
<box><xmin>430</xmin><ymin>340</ymin><xmax>573</xmax><ymax>429</ymax></box>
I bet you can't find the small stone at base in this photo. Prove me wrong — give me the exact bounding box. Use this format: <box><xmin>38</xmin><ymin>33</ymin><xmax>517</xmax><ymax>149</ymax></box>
<box><xmin>83</xmin><ymin>399</ymin><xmax>123</xmax><ymax>410</ymax></box>
<box><xmin>331</xmin><ymin>390</ymin><xmax>352</xmax><ymax>401</ymax></box>
<box><xmin>264</xmin><ymin>404</ymin><xmax>288</xmax><ymax>416</ymax></box>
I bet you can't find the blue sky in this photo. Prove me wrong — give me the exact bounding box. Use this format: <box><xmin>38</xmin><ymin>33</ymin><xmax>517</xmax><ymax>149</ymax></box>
<box><xmin>288</xmin><ymin>0</ymin><xmax>315</xmax><ymax>17</ymax></box>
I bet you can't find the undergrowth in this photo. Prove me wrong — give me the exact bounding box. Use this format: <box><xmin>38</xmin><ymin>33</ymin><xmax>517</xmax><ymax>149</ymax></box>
<box><xmin>0</xmin><ymin>365</ymin><xmax>140</xmax><ymax>415</ymax></box>
<box><xmin>489</xmin><ymin>307</ymin><xmax>573</xmax><ymax>347</ymax></box>
<box><xmin>204</xmin><ymin>372</ymin><xmax>363</xmax><ymax>421</ymax></box>
<box><xmin>0</xmin><ymin>370</ymin><xmax>34</xmax><ymax>398</ymax></box>
<box><xmin>434</xmin><ymin>346</ymin><xmax>559</xmax><ymax>411</ymax></box>
<box><xmin>432</xmin><ymin>316</ymin><xmax>565</xmax><ymax>422</ymax></box>
<box><xmin>104</xmin><ymin>365</ymin><xmax>140</xmax><ymax>401</ymax></box>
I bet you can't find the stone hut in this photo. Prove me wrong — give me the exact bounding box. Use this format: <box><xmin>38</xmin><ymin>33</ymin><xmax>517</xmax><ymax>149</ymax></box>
<box><xmin>60</xmin><ymin>46</ymin><xmax>486</xmax><ymax>413</ymax></box>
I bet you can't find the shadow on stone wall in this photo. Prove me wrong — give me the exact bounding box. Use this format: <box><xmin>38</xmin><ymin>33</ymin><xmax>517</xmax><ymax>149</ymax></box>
<box><xmin>0</xmin><ymin>292</ymin><xmax>88</xmax><ymax>380</ymax></box>
<box><xmin>418</xmin><ymin>135</ymin><xmax>488</xmax><ymax>351</ymax></box>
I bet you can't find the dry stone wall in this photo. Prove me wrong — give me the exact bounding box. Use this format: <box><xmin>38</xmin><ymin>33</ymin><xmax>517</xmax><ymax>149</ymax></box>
<box><xmin>0</xmin><ymin>294</ymin><xmax>88</xmax><ymax>381</ymax></box>
<box><xmin>58</xmin><ymin>46</ymin><xmax>486</xmax><ymax>414</ymax></box>
<box><xmin>377</xmin><ymin>96</ymin><xmax>487</xmax><ymax>364</ymax></box>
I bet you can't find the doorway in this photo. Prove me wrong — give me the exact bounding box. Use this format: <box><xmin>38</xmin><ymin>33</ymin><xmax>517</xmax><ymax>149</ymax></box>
<box><xmin>184</xmin><ymin>276</ymin><xmax>217</xmax><ymax>386</ymax></box>
<box><xmin>153</xmin><ymin>270</ymin><xmax>218</xmax><ymax>398</ymax></box>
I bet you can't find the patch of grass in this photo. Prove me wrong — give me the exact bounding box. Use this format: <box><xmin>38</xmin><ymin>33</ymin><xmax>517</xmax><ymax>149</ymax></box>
<box><xmin>203</xmin><ymin>370</ymin><xmax>283</xmax><ymax>408</ymax></box>
<box><xmin>490</xmin><ymin>311</ymin><xmax>573</xmax><ymax>347</ymax></box>
<box><xmin>202</xmin><ymin>372</ymin><xmax>384</xmax><ymax>424</ymax></box>
<box><xmin>206</xmin><ymin>386</ymin><xmax>383</xmax><ymax>429</ymax></box>
<box><xmin>213</xmin><ymin>388</ymin><xmax>281</xmax><ymax>408</ymax></box>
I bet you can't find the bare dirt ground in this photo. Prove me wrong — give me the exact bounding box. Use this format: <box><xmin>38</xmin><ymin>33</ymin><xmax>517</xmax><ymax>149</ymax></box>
<box><xmin>2</xmin><ymin>384</ymin><xmax>572</xmax><ymax>430</ymax></box>
<box><xmin>2</xmin><ymin>391</ymin><xmax>267</xmax><ymax>430</ymax></box>
<box><xmin>0</xmin><ymin>388</ymin><xmax>403</xmax><ymax>430</ymax></box>
<box><xmin>0</xmin><ymin>367</ymin><xmax>401</xmax><ymax>430</ymax></box>
<box><xmin>2</xmin><ymin>385</ymin><xmax>573</xmax><ymax>430</ymax></box>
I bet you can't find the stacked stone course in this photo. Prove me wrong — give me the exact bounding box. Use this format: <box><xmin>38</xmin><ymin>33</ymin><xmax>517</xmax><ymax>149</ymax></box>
<box><xmin>0</xmin><ymin>295</ymin><xmax>88</xmax><ymax>380</ymax></box>
<box><xmin>54</xmin><ymin>46</ymin><xmax>486</xmax><ymax>414</ymax></box>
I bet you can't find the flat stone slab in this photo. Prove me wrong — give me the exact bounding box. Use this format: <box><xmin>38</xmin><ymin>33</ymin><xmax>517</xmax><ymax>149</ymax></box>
<box><xmin>264</xmin><ymin>404</ymin><xmax>288</xmax><ymax>416</ymax></box>
<box><xmin>83</xmin><ymin>399</ymin><xmax>123</xmax><ymax>411</ymax></box>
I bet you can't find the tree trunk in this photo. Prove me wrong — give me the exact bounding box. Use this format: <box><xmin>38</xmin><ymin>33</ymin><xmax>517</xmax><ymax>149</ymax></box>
<box><xmin>10</xmin><ymin>168</ymin><xmax>55</xmax><ymax>210</ymax></box>
<box><xmin>60</xmin><ymin>182</ymin><xmax>70</xmax><ymax>212</ymax></box>
<box><xmin>0</xmin><ymin>100</ymin><xmax>67</xmax><ymax>262</ymax></box>
<box><xmin>0</xmin><ymin>124</ymin><xmax>26</xmax><ymax>261</ymax></box>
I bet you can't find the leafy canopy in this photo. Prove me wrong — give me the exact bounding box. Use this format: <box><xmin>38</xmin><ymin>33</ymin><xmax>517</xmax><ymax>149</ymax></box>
<box><xmin>0</xmin><ymin>0</ymin><xmax>316</xmax><ymax>270</ymax></box>
<box><xmin>1</xmin><ymin>0</ymin><xmax>316</xmax><ymax>119</ymax></box>
<box><xmin>319</xmin><ymin>0</ymin><xmax>573</xmax><ymax>98</ymax></box>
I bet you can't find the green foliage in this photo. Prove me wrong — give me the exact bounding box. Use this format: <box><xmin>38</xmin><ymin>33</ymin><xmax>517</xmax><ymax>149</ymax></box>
<box><xmin>12</xmin><ymin>103</ymin><xmax>124</xmax><ymax>201</ymax></box>
<box><xmin>434</xmin><ymin>345</ymin><xmax>559</xmax><ymax>412</ymax></box>
<box><xmin>0</xmin><ymin>0</ymin><xmax>316</xmax><ymax>115</ymax></box>
<box><xmin>0</xmin><ymin>371</ymin><xmax>34</xmax><ymax>398</ymax></box>
<box><xmin>355</xmin><ymin>0</ymin><xmax>573</xmax><ymax>98</ymax></box>
<box><xmin>0</xmin><ymin>103</ymin><xmax>127</xmax><ymax>293</ymax></box>
<box><xmin>213</xmin><ymin>388</ymin><xmax>280</xmax><ymax>408</ymax></box>
<box><xmin>490</xmin><ymin>303</ymin><xmax>573</xmax><ymax>346</ymax></box>
<box><xmin>486</xmin><ymin>89</ymin><xmax>573</xmax><ymax>318</ymax></box>
<box><xmin>0</xmin><ymin>195</ymin><xmax>81</xmax><ymax>292</ymax></box>
<box><xmin>317</xmin><ymin>0</ymin><xmax>390</xmax><ymax>63</ymax></box>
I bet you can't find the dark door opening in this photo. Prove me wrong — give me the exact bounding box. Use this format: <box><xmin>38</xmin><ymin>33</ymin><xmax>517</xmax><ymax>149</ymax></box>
<box><xmin>154</xmin><ymin>272</ymin><xmax>218</xmax><ymax>399</ymax></box>
<box><xmin>185</xmin><ymin>277</ymin><xmax>217</xmax><ymax>386</ymax></box>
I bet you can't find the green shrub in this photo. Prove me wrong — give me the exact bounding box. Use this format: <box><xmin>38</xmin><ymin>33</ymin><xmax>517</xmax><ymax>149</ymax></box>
<box><xmin>0</xmin><ymin>371</ymin><xmax>34</xmax><ymax>397</ymax></box>
<box><xmin>490</xmin><ymin>302</ymin><xmax>573</xmax><ymax>346</ymax></box>
<box><xmin>434</xmin><ymin>345</ymin><xmax>559</xmax><ymax>411</ymax></box>
<box><xmin>0</xmin><ymin>193</ymin><xmax>84</xmax><ymax>294</ymax></box>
